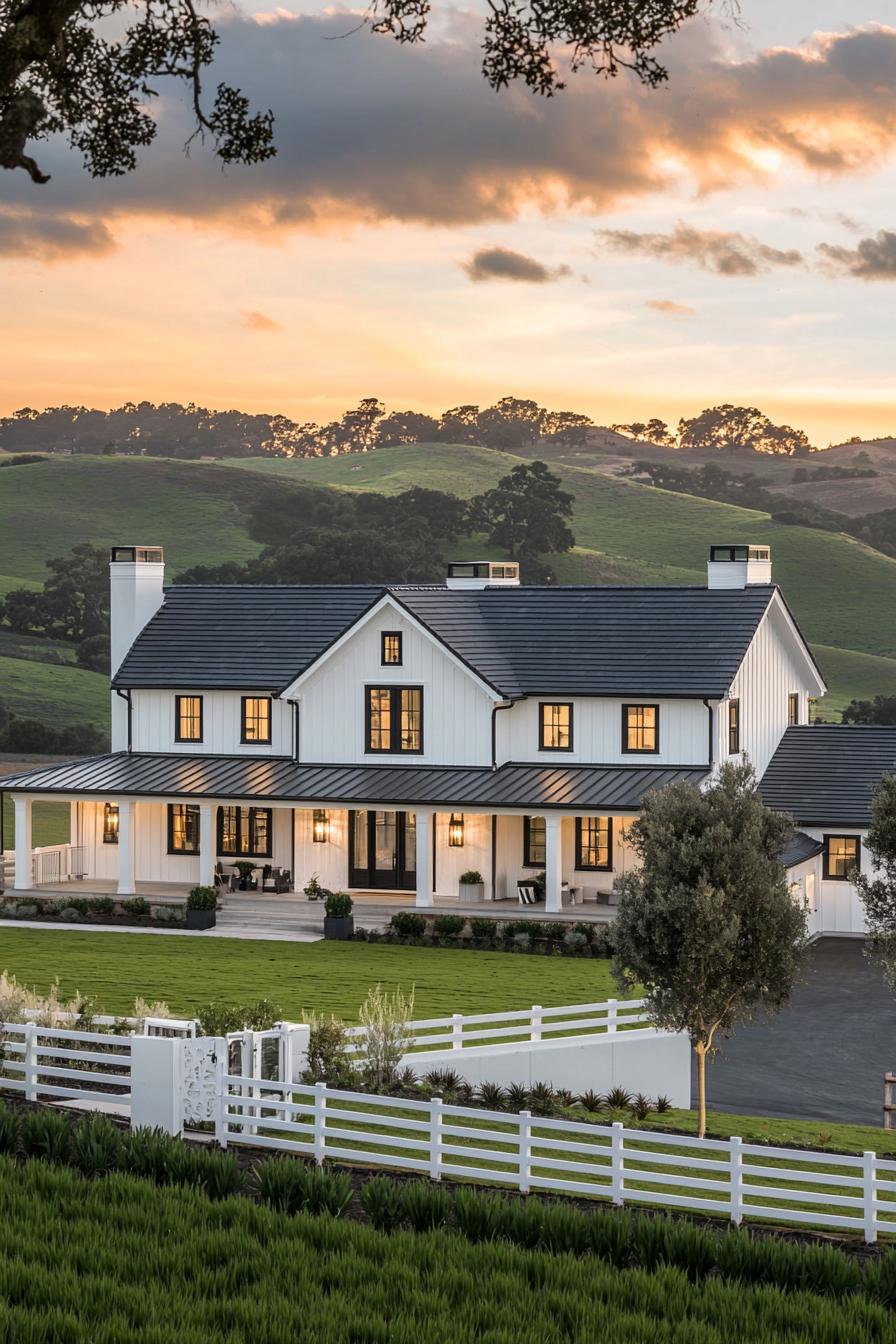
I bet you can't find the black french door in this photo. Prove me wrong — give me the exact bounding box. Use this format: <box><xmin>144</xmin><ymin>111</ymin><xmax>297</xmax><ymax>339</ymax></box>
<box><xmin>349</xmin><ymin>810</ymin><xmax>417</xmax><ymax>890</ymax></box>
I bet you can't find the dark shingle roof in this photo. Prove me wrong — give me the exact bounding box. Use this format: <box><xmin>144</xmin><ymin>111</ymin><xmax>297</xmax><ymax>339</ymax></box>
<box><xmin>0</xmin><ymin>753</ymin><xmax>707</xmax><ymax>811</ymax></box>
<box><xmin>761</xmin><ymin>726</ymin><xmax>896</xmax><ymax>827</ymax></box>
<box><xmin>114</xmin><ymin>582</ymin><xmax>778</xmax><ymax>698</ymax></box>
<box><xmin>781</xmin><ymin>831</ymin><xmax>825</xmax><ymax>869</ymax></box>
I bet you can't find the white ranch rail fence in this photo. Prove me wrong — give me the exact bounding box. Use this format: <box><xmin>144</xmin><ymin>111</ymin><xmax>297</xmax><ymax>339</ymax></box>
<box><xmin>218</xmin><ymin>1075</ymin><xmax>896</xmax><ymax>1243</ymax></box>
<box><xmin>1</xmin><ymin>1022</ymin><xmax>132</xmax><ymax>1107</ymax></box>
<box><xmin>344</xmin><ymin>998</ymin><xmax>649</xmax><ymax>1056</ymax></box>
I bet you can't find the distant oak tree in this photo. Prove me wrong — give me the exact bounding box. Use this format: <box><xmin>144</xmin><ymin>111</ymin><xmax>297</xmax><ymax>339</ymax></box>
<box><xmin>3</xmin><ymin>0</ymin><xmax>732</xmax><ymax>184</ymax></box>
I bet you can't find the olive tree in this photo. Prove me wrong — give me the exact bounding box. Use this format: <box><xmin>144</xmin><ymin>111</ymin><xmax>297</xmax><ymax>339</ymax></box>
<box><xmin>611</xmin><ymin>760</ymin><xmax>807</xmax><ymax>1137</ymax></box>
<box><xmin>3</xmin><ymin>0</ymin><xmax>729</xmax><ymax>185</ymax></box>
<box><xmin>854</xmin><ymin>773</ymin><xmax>896</xmax><ymax>987</ymax></box>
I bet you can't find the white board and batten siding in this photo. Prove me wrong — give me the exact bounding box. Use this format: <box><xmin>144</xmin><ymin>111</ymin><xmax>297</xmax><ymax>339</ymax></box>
<box><xmin>294</xmin><ymin>607</ymin><xmax>495</xmax><ymax>766</ymax></box>
<box><xmin>128</xmin><ymin>690</ymin><xmax>293</xmax><ymax>756</ymax></box>
<box><xmin>74</xmin><ymin>800</ymin><xmax>293</xmax><ymax>885</ymax></box>
<box><xmin>721</xmin><ymin>600</ymin><xmax>817</xmax><ymax>781</ymax></box>
<box><xmin>498</xmin><ymin>698</ymin><xmax>708</xmax><ymax>767</ymax></box>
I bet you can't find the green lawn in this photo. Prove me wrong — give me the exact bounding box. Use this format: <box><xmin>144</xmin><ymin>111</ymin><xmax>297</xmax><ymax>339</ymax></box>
<box><xmin>810</xmin><ymin>643</ymin><xmax>896</xmax><ymax>720</ymax></box>
<box><xmin>0</xmin><ymin>928</ymin><xmax>622</xmax><ymax>1021</ymax></box>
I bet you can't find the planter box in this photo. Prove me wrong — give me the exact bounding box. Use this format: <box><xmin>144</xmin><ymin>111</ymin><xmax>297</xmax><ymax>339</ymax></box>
<box><xmin>458</xmin><ymin>882</ymin><xmax>485</xmax><ymax>905</ymax></box>
<box><xmin>185</xmin><ymin>909</ymin><xmax>216</xmax><ymax>930</ymax></box>
<box><xmin>324</xmin><ymin>915</ymin><xmax>354</xmax><ymax>941</ymax></box>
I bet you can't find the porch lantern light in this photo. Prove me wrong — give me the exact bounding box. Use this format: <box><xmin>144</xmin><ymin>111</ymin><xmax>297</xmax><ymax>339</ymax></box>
<box><xmin>448</xmin><ymin>813</ymin><xmax>465</xmax><ymax>848</ymax></box>
<box><xmin>312</xmin><ymin>809</ymin><xmax>330</xmax><ymax>844</ymax></box>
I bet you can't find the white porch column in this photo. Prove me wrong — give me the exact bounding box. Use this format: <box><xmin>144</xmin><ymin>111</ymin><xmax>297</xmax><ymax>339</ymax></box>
<box><xmin>117</xmin><ymin>799</ymin><xmax>136</xmax><ymax>895</ymax></box>
<box><xmin>415</xmin><ymin>808</ymin><xmax>434</xmax><ymax>908</ymax></box>
<box><xmin>198</xmin><ymin>803</ymin><xmax>214</xmax><ymax>888</ymax></box>
<box><xmin>13</xmin><ymin>796</ymin><xmax>32</xmax><ymax>891</ymax></box>
<box><xmin>544</xmin><ymin>813</ymin><xmax>563</xmax><ymax>913</ymax></box>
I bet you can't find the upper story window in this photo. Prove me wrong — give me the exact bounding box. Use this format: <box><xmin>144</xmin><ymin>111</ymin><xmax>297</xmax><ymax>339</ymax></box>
<box><xmin>788</xmin><ymin>693</ymin><xmax>800</xmax><ymax>726</ymax></box>
<box><xmin>575</xmin><ymin>817</ymin><xmax>612</xmax><ymax>871</ymax></box>
<box><xmin>241</xmin><ymin>696</ymin><xmax>272</xmax><ymax>745</ymax></box>
<box><xmin>218</xmin><ymin>806</ymin><xmax>272</xmax><ymax>858</ymax></box>
<box><xmin>523</xmin><ymin>815</ymin><xmax>546</xmax><ymax>867</ymax></box>
<box><xmin>623</xmin><ymin>704</ymin><xmax>658</xmax><ymax>754</ymax></box>
<box><xmin>728</xmin><ymin>699</ymin><xmax>740</xmax><ymax>755</ymax></box>
<box><xmin>175</xmin><ymin>695</ymin><xmax>203</xmax><ymax>743</ymax></box>
<box><xmin>540</xmin><ymin>702</ymin><xmax>573</xmax><ymax>751</ymax></box>
<box><xmin>366</xmin><ymin>686</ymin><xmax>423</xmax><ymax>753</ymax></box>
<box><xmin>168</xmin><ymin>803</ymin><xmax>199</xmax><ymax>854</ymax></box>
<box><xmin>823</xmin><ymin>835</ymin><xmax>860</xmax><ymax>881</ymax></box>
<box><xmin>102</xmin><ymin>803</ymin><xmax>119</xmax><ymax>844</ymax></box>
<box><xmin>381</xmin><ymin>632</ymin><xmax>402</xmax><ymax>666</ymax></box>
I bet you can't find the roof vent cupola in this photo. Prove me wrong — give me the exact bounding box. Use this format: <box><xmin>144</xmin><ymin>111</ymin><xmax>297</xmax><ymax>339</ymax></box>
<box><xmin>445</xmin><ymin>561</ymin><xmax>520</xmax><ymax>591</ymax></box>
<box><xmin>707</xmin><ymin>544</ymin><xmax>772</xmax><ymax>590</ymax></box>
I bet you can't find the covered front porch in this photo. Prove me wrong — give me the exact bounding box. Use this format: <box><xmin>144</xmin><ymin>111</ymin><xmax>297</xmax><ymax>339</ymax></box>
<box><xmin>1</xmin><ymin>753</ymin><xmax>708</xmax><ymax>915</ymax></box>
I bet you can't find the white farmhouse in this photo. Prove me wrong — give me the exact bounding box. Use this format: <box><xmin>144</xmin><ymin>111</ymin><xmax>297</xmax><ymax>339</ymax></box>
<box><xmin>3</xmin><ymin>543</ymin><xmax>893</xmax><ymax>930</ymax></box>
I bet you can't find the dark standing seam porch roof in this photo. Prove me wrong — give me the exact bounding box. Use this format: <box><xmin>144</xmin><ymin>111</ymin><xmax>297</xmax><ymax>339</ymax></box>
<box><xmin>760</xmin><ymin>726</ymin><xmax>896</xmax><ymax>828</ymax></box>
<box><xmin>111</xmin><ymin>582</ymin><xmax>783</xmax><ymax>699</ymax></box>
<box><xmin>0</xmin><ymin>754</ymin><xmax>708</xmax><ymax>812</ymax></box>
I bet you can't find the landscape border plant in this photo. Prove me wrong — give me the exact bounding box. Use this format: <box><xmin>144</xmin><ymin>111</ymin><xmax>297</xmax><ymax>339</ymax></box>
<box><xmin>1</xmin><ymin>1099</ymin><xmax>896</xmax><ymax>1311</ymax></box>
<box><xmin>354</xmin><ymin>914</ymin><xmax>611</xmax><ymax>958</ymax></box>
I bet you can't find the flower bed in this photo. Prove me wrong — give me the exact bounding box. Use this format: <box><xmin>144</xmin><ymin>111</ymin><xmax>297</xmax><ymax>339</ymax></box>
<box><xmin>353</xmin><ymin>913</ymin><xmax>611</xmax><ymax>957</ymax></box>
<box><xmin>0</xmin><ymin>895</ymin><xmax>185</xmax><ymax>929</ymax></box>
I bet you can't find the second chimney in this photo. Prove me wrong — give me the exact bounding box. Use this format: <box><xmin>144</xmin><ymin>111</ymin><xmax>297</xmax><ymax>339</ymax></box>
<box><xmin>707</xmin><ymin>543</ymin><xmax>772</xmax><ymax>589</ymax></box>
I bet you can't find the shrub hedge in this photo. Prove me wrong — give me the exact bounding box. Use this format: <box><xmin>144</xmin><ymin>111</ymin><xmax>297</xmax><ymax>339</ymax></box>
<box><xmin>353</xmin><ymin>915</ymin><xmax>612</xmax><ymax>957</ymax></box>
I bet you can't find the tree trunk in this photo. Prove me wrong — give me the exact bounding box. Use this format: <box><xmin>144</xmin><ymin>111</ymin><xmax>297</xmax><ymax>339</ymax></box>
<box><xmin>693</xmin><ymin>1040</ymin><xmax>707</xmax><ymax>1139</ymax></box>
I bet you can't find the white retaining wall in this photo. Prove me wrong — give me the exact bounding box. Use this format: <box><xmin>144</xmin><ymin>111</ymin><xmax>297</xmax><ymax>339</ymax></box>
<box><xmin>401</xmin><ymin>1029</ymin><xmax>691</xmax><ymax>1107</ymax></box>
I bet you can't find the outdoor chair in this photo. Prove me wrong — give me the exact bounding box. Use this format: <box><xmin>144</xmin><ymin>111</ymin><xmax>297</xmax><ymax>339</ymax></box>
<box><xmin>517</xmin><ymin>881</ymin><xmax>540</xmax><ymax>905</ymax></box>
<box><xmin>214</xmin><ymin>862</ymin><xmax>235</xmax><ymax>892</ymax></box>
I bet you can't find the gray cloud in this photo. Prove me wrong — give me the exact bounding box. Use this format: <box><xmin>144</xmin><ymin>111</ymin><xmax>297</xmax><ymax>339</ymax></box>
<box><xmin>818</xmin><ymin>230</ymin><xmax>896</xmax><ymax>279</ymax></box>
<box><xmin>6</xmin><ymin>19</ymin><xmax>896</xmax><ymax>245</ymax></box>
<box><xmin>0</xmin><ymin>207</ymin><xmax>115</xmax><ymax>259</ymax></box>
<box><xmin>241</xmin><ymin>309</ymin><xmax>282</xmax><ymax>331</ymax></box>
<box><xmin>462</xmin><ymin>246</ymin><xmax>571</xmax><ymax>283</ymax></box>
<box><xmin>646</xmin><ymin>298</ymin><xmax>695</xmax><ymax>315</ymax></box>
<box><xmin>597</xmin><ymin>222</ymin><xmax>804</xmax><ymax>276</ymax></box>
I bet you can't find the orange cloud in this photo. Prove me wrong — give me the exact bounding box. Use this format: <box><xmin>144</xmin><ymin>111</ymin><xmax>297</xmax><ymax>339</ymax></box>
<box><xmin>646</xmin><ymin>299</ymin><xmax>695</xmax><ymax>316</ymax></box>
<box><xmin>0</xmin><ymin>207</ymin><xmax>115</xmax><ymax>260</ymax></box>
<box><xmin>6</xmin><ymin>20</ymin><xmax>896</xmax><ymax>243</ymax></box>
<box><xmin>241</xmin><ymin>309</ymin><xmax>282</xmax><ymax>331</ymax></box>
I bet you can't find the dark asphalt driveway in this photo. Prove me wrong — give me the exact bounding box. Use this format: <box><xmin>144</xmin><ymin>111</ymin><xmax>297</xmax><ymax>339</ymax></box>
<box><xmin>702</xmin><ymin>938</ymin><xmax>896</xmax><ymax>1126</ymax></box>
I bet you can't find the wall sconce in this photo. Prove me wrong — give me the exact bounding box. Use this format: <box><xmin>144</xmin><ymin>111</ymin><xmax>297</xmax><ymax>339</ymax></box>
<box><xmin>312</xmin><ymin>809</ymin><xmax>330</xmax><ymax>843</ymax></box>
<box><xmin>448</xmin><ymin>813</ymin><xmax>465</xmax><ymax>848</ymax></box>
<box><xmin>103</xmin><ymin>803</ymin><xmax>119</xmax><ymax>844</ymax></box>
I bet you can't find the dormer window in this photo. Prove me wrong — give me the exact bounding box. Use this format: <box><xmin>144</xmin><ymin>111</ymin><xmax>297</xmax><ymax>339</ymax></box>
<box><xmin>241</xmin><ymin>696</ymin><xmax>272</xmax><ymax>745</ymax></box>
<box><xmin>623</xmin><ymin>705</ymin><xmax>658</xmax><ymax>754</ymax></box>
<box><xmin>175</xmin><ymin>695</ymin><xmax>203</xmax><ymax>743</ymax></box>
<box><xmin>540</xmin><ymin>702</ymin><xmax>572</xmax><ymax>751</ymax></box>
<box><xmin>381</xmin><ymin>632</ymin><xmax>402</xmax><ymax>666</ymax></box>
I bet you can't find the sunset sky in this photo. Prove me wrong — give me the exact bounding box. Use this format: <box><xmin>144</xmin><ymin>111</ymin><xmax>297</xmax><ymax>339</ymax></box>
<box><xmin>3</xmin><ymin>0</ymin><xmax>896</xmax><ymax>444</ymax></box>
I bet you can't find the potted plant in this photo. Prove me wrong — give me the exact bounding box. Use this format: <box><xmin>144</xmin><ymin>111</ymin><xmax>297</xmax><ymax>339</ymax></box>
<box><xmin>458</xmin><ymin>870</ymin><xmax>485</xmax><ymax>905</ymax></box>
<box><xmin>304</xmin><ymin>873</ymin><xmax>331</xmax><ymax>902</ymax></box>
<box><xmin>233</xmin><ymin>861</ymin><xmax>257</xmax><ymax>891</ymax></box>
<box><xmin>323</xmin><ymin>891</ymin><xmax>354</xmax><ymax>940</ymax></box>
<box><xmin>185</xmin><ymin>886</ymin><xmax>218</xmax><ymax>930</ymax></box>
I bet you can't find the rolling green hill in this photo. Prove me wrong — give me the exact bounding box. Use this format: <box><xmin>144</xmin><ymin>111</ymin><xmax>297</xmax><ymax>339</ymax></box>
<box><xmin>3</xmin><ymin>447</ymin><xmax>896</xmax><ymax>728</ymax></box>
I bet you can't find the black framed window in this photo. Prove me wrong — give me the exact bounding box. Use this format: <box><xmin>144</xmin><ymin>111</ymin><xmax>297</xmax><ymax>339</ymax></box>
<box><xmin>175</xmin><ymin>695</ymin><xmax>203</xmax><ymax>743</ymax></box>
<box><xmin>575</xmin><ymin>817</ymin><xmax>612</xmax><ymax>871</ymax></box>
<box><xmin>365</xmin><ymin>686</ymin><xmax>423</xmax><ymax>753</ymax></box>
<box><xmin>540</xmin><ymin>702</ymin><xmax>573</xmax><ymax>751</ymax></box>
<box><xmin>167</xmin><ymin>803</ymin><xmax>200</xmax><ymax>854</ymax></box>
<box><xmin>623</xmin><ymin>704</ymin><xmax>658</xmax><ymax>753</ymax></box>
<box><xmin>788</xmin><ymin>693</ymin><xmax>799</xmax><ymax>726</ymax></box>
<box><xmin>728</xmin><ymin>699</ymin><xmax>740</xmax><ymax>755</ymax></box>
<box><xmin>241</xmin><ymin>696</ymin><xmax>272</xmax><ymax>744</ymax></box>
<box><xmin>102</xmin><ymin>803</ymin><xmax>119</xmax><ymax>845</ymax></box>
<box><xmin>381</xmin><ymin>631</ymin><xmax>402</xmax><ymax>666</ymax></box>
<box><xmin>823</xmin><ymin>835</ymin><xmax>860</xmax><ymax>881</ymax></box>
<box><xmin>217</xmin><ymin>806</ymin><xmax>272</xmax><ymax>857</ymax></box>
<box><xmin>523</xmin><ymin>815</ymin><xmax>546</xmax><ymax>867</ymax></box>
